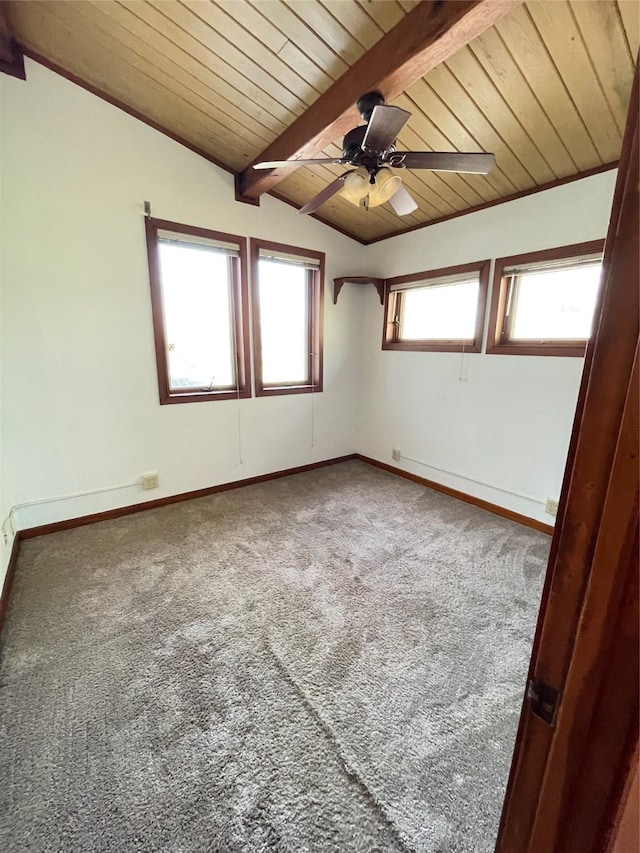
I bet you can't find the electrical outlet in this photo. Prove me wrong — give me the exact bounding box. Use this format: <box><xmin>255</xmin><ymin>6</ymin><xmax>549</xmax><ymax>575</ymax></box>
<box><xmin>141</xmin><ymin>472</ymin><xmax>159</xmax><ymax>490</ymax></box>
<box><xmin>545</xmin><ymin>498</ymin><xmax>559</xmax><ymax>516</ymax></box>
<box><xmin>392</xmin><ymin>448</ymin><xmax>401</xmax><ymax>462</ymax></box>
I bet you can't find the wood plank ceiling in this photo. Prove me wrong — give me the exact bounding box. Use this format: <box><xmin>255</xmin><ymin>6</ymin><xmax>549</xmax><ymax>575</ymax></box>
<box><xmin>7</xmin><ymin>0</ymin><xmax>638</xmax><ymax>243</ymax></box>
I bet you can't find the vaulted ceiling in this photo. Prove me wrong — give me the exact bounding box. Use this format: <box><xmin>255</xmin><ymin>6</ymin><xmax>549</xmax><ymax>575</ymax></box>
<box><xmin>6</xmin><ymin>0</ymin><xmax>638</xmax><ymax>243</ymax></box>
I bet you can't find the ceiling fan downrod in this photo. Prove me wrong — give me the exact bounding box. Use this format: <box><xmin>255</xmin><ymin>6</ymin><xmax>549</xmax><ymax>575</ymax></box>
<box><xmin>356</xmin><ymin>91</ymin><xmax>386</xmax><ymax>122</ymax></box>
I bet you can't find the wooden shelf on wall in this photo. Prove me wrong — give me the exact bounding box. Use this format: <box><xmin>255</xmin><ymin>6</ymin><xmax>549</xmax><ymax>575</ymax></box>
<box><xmin>333</xmin><ymin>276</ymin><xmax>385</xmax><ymax>305</ymax></box>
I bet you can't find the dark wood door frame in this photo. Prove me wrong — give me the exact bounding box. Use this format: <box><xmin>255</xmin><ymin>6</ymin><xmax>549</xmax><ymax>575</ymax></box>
<box><xmin>496</xmin><ymin>63</ymin><xmax>639</xmax><ymax>852</ymax></box>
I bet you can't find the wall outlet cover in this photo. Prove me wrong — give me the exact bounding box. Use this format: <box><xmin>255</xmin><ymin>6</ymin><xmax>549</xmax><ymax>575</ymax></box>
<box><xmin>392</xmin><ymin>448</ymin><xmax>401</xmax><ymax>462</ymax></box>
<box><xmin>142</xmin><ymin>472</ymin><xmax>159</xmax><ymax>490</ymax></box>
<box><xmin>545</xmin><ymin>498</ymin><xmax>559</xmax><ymax>516</ymax></box>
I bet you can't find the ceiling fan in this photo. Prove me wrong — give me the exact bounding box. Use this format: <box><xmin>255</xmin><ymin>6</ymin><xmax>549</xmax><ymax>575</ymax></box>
<box><xmin>253</xmin><ymin>92</ymin><xmax>496</xmax><ymax>217</ymax></box>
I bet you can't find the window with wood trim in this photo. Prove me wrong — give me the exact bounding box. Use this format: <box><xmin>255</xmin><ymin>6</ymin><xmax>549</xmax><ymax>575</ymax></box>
<box><xmin>145</xmin><ymin>217</ymin><xmax>251</xmax><ymax>404</ymax></box>
<box><xmin>487</xmin><ymin>240</ymin><xmax>604</xmax><ymax>357</ymax></box>
<box><xmin>383</xmin><ymin>260</ymin><xmax>490</xmax><ymax>353</ymax></box>
<box><xmin>250</xmin><ymin>239</ymin><xmax>324</xmax><ymax>396</ymax></box>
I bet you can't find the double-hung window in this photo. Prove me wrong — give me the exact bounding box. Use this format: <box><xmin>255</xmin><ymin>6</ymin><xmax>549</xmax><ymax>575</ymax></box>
<box><xmin>383</xmin><ymin>260</ymin><xmax>490</xmax><ymax>352</ymax></box>
<box><xmin>487</xmin><ymin>240</ymin><xmax>604</xmax><ymax>356</ymax></box>
<box><xmin>145</xmin><ymin>218</ymin><xmax>250</xmax><ymax>403</ymax></box>
<box><xmin>250</xmin><ymin>239</ymin><xmax>324</xmax><ymax>396</ymax></box>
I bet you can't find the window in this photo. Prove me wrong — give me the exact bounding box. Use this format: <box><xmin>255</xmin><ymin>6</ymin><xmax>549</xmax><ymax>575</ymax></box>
<box><xmin>382</xmin><ymin>260</ymin><xmax>490</xmax><ymax>352</ymax></box>
<box><xmin>487</xmin><ymin>240</ymin><xmax>604</xmax><ymax>356</ymax></box>
<box><xmin>145</xmin><ymin>217</ymin><xmax>251</xmax><ymax>404</ymax></box>
<box><xmin>250</xmin><ymin>239</ymin><xmax>324</xmax><ymax>396</ymax></box>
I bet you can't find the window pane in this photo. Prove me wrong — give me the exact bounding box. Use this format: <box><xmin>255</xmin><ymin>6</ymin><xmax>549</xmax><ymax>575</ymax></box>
<box><xmin>159</xmin><ymin>242</ymin><xmax>235</xmax><ymax>390</ymax></box>
<box><xmin>400</xmin><ymin>280</ymin><xmax>479</xmax><ymax>340</ymax></box>
<box><xmin>258</xmin><ymin>260</ymin><xmax>309</xmax><ymax>385</ymax></box>
<box><xmin>510</xmin><ymin>264</ymin><xmax>601</xmax><ymax>340</ymax></box>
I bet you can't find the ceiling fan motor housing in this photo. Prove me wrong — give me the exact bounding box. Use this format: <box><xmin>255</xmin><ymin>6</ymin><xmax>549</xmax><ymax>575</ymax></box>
<box><xmin>342</xmin><ymin>125</ymin><xmax>396</xmax><ymax>176</ymax></box>
<box><xmin>342</xmin><ymin>125</ymin><xmax>367</xmax><ymax>162</ymax></box>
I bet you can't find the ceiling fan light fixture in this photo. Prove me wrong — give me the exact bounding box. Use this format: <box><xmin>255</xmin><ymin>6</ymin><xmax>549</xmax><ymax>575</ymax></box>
<box><xmin>367</xmin><ymin>168</ymin><xmax>402</xmax><ymax>207</ymax></box>
<box><xmin>341</xmin><ymin>167</ymin><xmax>370</xmax><ymax>204</ymax></box>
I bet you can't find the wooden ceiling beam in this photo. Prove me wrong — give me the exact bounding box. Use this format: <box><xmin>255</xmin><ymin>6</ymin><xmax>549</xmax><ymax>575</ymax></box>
<box><xmin>236</xmin><ymin>0</ymin><xmax>522</xmax><ymax>202</ymax></box>
<box><xmin>0</xmin><ymin>1</ymin><xmax>25</xmax><ymax>79</ymax></box>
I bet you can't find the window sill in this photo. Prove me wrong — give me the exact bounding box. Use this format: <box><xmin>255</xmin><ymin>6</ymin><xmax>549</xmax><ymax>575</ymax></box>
<box><xmin>160</xmin><ymin>388</ymin><xmax>252</xmax><ymax>404</ymax></box>
<box><xmin>255</xmin><ymin>384</ymin><xmax>323</xmax><ymax>397</ymax></box>
<box><xmin>486</xmin><ymin>342</ymin><xmax>587</xmax><ymax>357</ymax></box>
<box><xmin>382</xmin><ymin>341</ymin><xmax>482</xmax><ymax>353</ymax></box>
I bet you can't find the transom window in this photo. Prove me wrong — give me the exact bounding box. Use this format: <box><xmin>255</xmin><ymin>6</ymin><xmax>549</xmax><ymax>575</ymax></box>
<box><xmin>487</xmin><ymin>240</ymin><xmax>604</xmax><ymax>356</ymax></box>
<box><xmin>250</xmin><ymin>239</ymin><xmax>324</xmax><ymax>396</ymax></box>
<box><xmin>383</xmin><ymin>260</ymin><xmax>490</xmax><ymax>353</ymax></box>
<box><xmin>145</xmin><ymin>218</ymin><xmax>250</xmax><ymax>404</ymax></box>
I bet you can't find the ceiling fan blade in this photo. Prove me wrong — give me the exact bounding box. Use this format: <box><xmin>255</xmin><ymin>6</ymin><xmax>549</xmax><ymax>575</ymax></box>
<box><xmin>362</xmin><ymin>105</ymin><xmax>411</xmax><ymax>153</ymax></box>
<box><xmin>388</xmin><ymin>183</ymin><xmax>418</xmax><ymax>216</ymax></box>
<box><xmin>387</xmin><ymin>151</ymin><xmax>496</xmax><ymax>174</ymax></box>
<box><xmin>299</xmin><ymin>173</ymin><xmax>351</xmax><ymax>215</ymax></box>
<box><xmin>253</xmin><ymin>158</ymin><xmax>347</xmax><ymax>170</ymax></box>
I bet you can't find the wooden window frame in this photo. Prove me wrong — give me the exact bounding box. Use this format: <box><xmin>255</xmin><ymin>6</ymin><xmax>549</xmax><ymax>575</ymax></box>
<box><xmin>382</xmin><ymin>259</ymin><xmax>490</xmax><ymax>353</ymax></box>
<box><xmin>487</xmin><ymin>240</ymin><xmax>605</xmax><ymax>357</ymax></box>
<box><xmin>145</xmin><ymin>217</ymin><xmax>251</xmax><ymax>405</ymax></box>
<box><xmin>250</xmin><ymin>238</ymin><xmax>324</xmax><ymax>397</ymax></box>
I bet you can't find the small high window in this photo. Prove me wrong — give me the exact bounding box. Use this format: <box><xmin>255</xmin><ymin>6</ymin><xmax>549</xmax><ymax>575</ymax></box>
<box><xmin>487</xmin><ymin>240</ymin><xmax>604</xmax><ymax>356</ymax></box>
<box><xmin>145</xmin><ymin>218</ymin><xmax>251</xmax><ymax>404</ymax></box>
<box><xmin>250</xmin><ymin>240</ymin><xmax>324</xmax><ymax>396</ymax></box>
<box><xmin>383</xmin><ymin>260</ymin><xmax>490</xmax><ymax>352</ymax></box>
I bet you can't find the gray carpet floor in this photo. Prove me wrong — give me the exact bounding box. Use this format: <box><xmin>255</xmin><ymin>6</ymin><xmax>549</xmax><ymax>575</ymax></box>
<box><xmin>0</xmin><ymin>460</ymin><xmax>548</xmax><ymax>852</ymax></box>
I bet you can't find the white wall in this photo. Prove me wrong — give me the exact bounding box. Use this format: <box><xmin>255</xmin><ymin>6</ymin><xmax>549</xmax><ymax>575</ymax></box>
<box><xmin>357</xmin><ymin>170</ymin><xmax>617</xmax><ymax>523</ymax></box>
<box><xmin>0</xmin><ymin>60</ymin><xmax>369</xmax><ymax>582</ymax></box>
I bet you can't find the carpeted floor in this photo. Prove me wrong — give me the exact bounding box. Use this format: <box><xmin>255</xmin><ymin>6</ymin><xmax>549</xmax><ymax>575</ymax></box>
<box><xmin>0</xmin><ymin>460</ymin><xmax>548</xmax><ymax>852</ymax></box>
